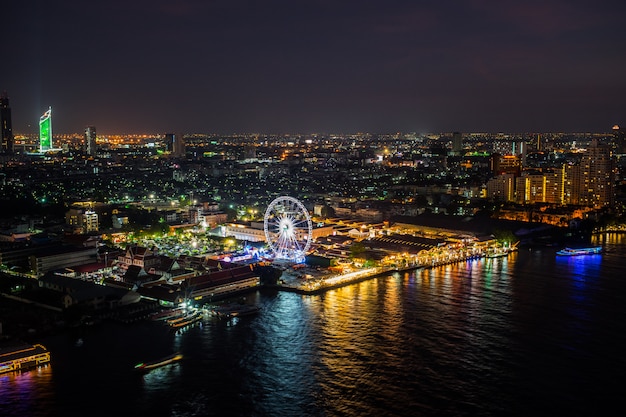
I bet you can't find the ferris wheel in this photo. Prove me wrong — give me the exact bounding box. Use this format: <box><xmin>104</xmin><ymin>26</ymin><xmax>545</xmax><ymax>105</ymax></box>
<box><xmin>263</xmin><ymin>196</ymin><xmax>313</xmax><ymax>262</ymax></box>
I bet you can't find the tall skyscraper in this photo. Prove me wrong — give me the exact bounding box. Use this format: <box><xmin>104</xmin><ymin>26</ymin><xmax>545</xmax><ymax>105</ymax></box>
<box><xmin>39</xmin><ymin>107</ymin><xmax>53</xmax><ymax>152</ymax></box>
<box><xmin>613</xmin><ymin>124</ymin><xmax>626</xmax><ymax>154</ymax></box>
<box><xmin>173</xmin><ymin>132</ymin><xmax>185</xmax><ymax>158</ymax></box>
<box><xmin>165</xmin><ymin>132</ymin><xmax>185</xmax><ymax>158</ymax></box>
<box><xmin>536</xmin><ymin>134</ymin><xmax>542</xmax><ymax>152</ymax></box>
<box><xmin>0</xmin><ymin>91</ymin><xmax>13</xmax><ymax>154</ymax></box>
<box><xmin>164</xmin><ymin>133</ymin><xmax>175</xmax><ymax>153</ymax></box>
<box><xmin>85</xmin><ymin>126</ymin><xmax>96</xmax><ymax>156</ymax></box>
<box><xmin>451</xmin><ymin>131</ymin><xmax>463</xmax><ymax>155</ymax></box>
<box><xmin>578</xmin><ymin>139</ymin><xmax>615</xmax><ymax>208</ymax></box>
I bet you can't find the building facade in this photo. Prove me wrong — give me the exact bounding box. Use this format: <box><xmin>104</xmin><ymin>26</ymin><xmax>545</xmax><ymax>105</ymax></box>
<box><xmin>488</xmin><ymin>139</ymin><xmax>615</xmax><ymax>209</ymax></box>
<box><xmin>39</xmin><ymin>107</ymin><xmax>53</xmax><ymax>152</ymax></box>
<box><xmin>85</xmin><ymin>126</ymin><xmax>96</xmax><ymax>156</ymax></box>
<box><xmin>0</xmin><ymin>91</ymin><xmax>13</xmax><ymax>154</ymax></box>
<box><xmin>486</xmin><ymin>173</ymin><xmax>515</xmax><ymax>201</ymax></box>
<box><xmin>66</xmin><ymin>207</ymin><xmax>99</xmax><ymax>233</ymax></box>
<box><xmin>578</xmin><ymin>139</ymin><xmax>615</xmax><ymax>208</ymax></box>
<box><xmin>165</xmin><ymin>133</ymin><xmax>185</xmax><ymax>158</ymax></box>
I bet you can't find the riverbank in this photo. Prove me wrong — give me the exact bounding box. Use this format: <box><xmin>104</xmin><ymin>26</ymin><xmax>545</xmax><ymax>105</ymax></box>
<box><xmin>272</xmin><ymin>253</ymin><xmax>489</xmax><ymax>295</ymax></box>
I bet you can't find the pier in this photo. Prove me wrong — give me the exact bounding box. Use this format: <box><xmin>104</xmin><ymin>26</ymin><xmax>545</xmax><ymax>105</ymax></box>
<box><xmin>0</xmin><ymin>341</ymin><xmax>51</xmax><ymax>374</ymax></box>
<box><xmin>273</xmin><ymin>251</ymin><xmax>497</xmax><ymax>295</ymax></box>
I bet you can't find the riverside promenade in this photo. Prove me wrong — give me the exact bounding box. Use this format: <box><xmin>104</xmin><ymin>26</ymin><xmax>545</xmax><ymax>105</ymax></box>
<box><xmin>273</xmin><ymin>251</ymin><xmax>493</xmax><ymax>295</ymax></box>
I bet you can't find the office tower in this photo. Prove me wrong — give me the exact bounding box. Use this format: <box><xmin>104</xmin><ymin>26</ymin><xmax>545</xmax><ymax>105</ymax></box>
<box><xmin>85</xmin><ymin>126</ymin><xmax>96</xmax><ymax>156</ymax></box>
<box><xmin>174</xmin><ymin>133</ymin><xmax>186</xmax><ymax>158</ymax></box>
<box><xmin>39</xmin><ymin>107</ymin><xmax>52</xmax><ymax>152</ymax></box>
<box><xmin>563</xmin><ymin>163</ymin><xmax>581</xmax><ymax>205</ymax></box>
<box><xmin>164</xmin><ymin>133</ymin><xmax>175</xmax><ymax>153</ymax></box>
<box><xmin>536</xmin><ymin>134</ymin><xmax>541</xmax><ymax>152</ymax></box>
<box><xmin>515</xmin><ymin>172</ymin><xmax>546</xmax><ymax>204</ymax></box>
<box><xmin>451</xmin><ymin>131</ymin><xmax>463</xmax><ymax>155</ymax></box>
<box><xmin>491</xmin><ymin>154</ymin><xmax>521</xmax><ymax>176</ymax></box>
<box><xmin>578</xmin><ymin>139</ymin><xmax>615</xmax><ymax>208</ymax></box>
<box><xmin>165</xmin><ymin>132</ymin><xmax>185</xmax><ymax>157</ymax></box>
<box><xmin>486</xmin><ymin>173</ymin><xmax>515</xmax><ymax>202</ymax></box>
<box><xmin>512</xmin><ymin>140</ymin><xmax>527</xmax><ymax>166</ymax></box>
<box><xmin>613</xmin><ymin>124</ymin><xmax>626</xmax><ymax>154</ymax></box>
<box><xmin>0</xmin><ymin>91</ymin><xmax>13</xmax><ymax>154</ymax></box>
<box><xmin>543</xmin><ymin>167</ymin><xmax>566</xmax><ymax>204</ymax></box>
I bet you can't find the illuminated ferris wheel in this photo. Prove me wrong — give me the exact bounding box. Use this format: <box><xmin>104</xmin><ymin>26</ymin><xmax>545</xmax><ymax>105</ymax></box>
<box><xmin>263</xmin><ymin>196</ymin><xmax>313</xmax><ymax>262</ymax></box>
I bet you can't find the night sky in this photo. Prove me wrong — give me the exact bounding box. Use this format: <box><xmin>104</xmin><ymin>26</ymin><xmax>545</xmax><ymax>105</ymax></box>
<box><xmin>4</xmin><ymin>0</ymin><xmax>626</xmax><ymax>135</ymax></box>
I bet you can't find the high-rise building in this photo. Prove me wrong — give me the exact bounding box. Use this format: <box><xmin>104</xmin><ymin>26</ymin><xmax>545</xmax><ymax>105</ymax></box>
<box><xmin>536</xmin><ymin>134</ymin><xmax>542</xmax><ymax>152</ymax></box>
<box><xmin>486</xmin><ymin>173</ymin><xmax>515</xmax><ymax>201</ymax></box>
<box><xmin>515</xmin><ymin>172</ymin><xmax>546</xmax><ymax>204</ymax></box>
<box><xmin>65</xmin><ymin>207</ymin><xmax>99</xmax><ymax>234</ymax></box>
<box><xmin>451</xmin><ymin>132</ymin><xmax>463</xmax><ymax>155</ymax></box>
<box><xmin>39</xmin><ymin>107</ymin><xmax>53</xmax><ymax>152</ymax></box>
<box><xmin>613</xmin><ymin>124</ymin><xmax>626</xmax><ymax>154</ymax></box>
<box><xmin>0</xmin><ymin>91</ymin><xmax>13</xmax><ymax>154</ymax></box>
<box><xmin>543</xmin><ymin>167</ymin><xmax>566</xmax><ymax>204</ymax></box>
<box><xmin>164</xmin><ymin>133</ymin><xmax>175</xmax><ymax>153</ymax></box>
<box><xmin>85</xmin><ymin>126</ymin><xmax>96</xmax><ymax>156</ymax></box>
<box><xmin>578</xmin><ymin>139</ymin><xmax>615</xmax><ymax>208</ymax></box>
<box><xmin>175</xmin><ymin>133</ymin><xmax>186</xmax><ymax>158</ymax></box>
<box><xmin>491</xmin><ymin>154</ymin><xmax>522</xmax><ymax>176</ymax></box>
<box><xmin>165</xmin><ymin>132</ymin><xmax>185</xmax><ymax>158</ymax></box>
<box><xmin>563</xmin><ymin>164</ymin><xmax>581</xmax><ymax>205</ymax></box>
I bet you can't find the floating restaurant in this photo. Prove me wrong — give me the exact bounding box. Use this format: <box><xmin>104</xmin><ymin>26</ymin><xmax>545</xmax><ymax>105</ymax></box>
<box><xmin>0</xmin><ymin>340</ymin><xmax>51</xmax><ymax>374</ymax></box>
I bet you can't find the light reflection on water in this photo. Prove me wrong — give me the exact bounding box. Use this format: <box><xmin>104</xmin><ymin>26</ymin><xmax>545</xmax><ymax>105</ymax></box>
<box><xmin>0</xmin><ymin>364</ymin><xmax>54</xmax><ymax>416</ymax></box>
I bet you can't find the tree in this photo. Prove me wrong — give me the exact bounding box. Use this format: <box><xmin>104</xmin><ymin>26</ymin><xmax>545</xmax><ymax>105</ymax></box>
<box><xmin>493</xmin><ymin>229</ymin><xmax>517</xmax><ymax>244</ymax></box>
<box><xmin>349</xmin><ymin>242</ymin><xmax>366</xmax><ymax>259</ymax></box>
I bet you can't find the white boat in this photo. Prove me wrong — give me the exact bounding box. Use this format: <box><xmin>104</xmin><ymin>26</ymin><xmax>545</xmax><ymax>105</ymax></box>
<box><xmin>150</xmin><ymin>308</ymin><xmax>186</xmax><ymax>321</ymax></box>
<box><xmin>134</xmin><ymin>353</ymin><xmax>183</xmax><ymax>373</ymax></box>
<box><xmin>169</xmin><ymin>311</ymin><xmax>203</xmax><ymax>328</ymax></box>
<box><xmin>556</xmin><ymin>246</ymin><xmax>602</xmax><ymax>256</ymax></box>
<box><xmin>212</xmin><ymin>303</ymin><xmax>260</xmax><ymax>319</ymax></box>
<box><xmin>486</xmin><ymin>250</ymin><xmax>508</xmax><ymax>258</ymax></box>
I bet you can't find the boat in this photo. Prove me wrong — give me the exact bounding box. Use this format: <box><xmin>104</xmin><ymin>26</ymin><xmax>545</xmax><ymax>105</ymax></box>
<box><xmin>556</xmin><ymin>246</ymin><xmax>602</xmax><ymax>256</ymax></box>
<box><xmin>150</xmin><ymin>307</ymin><xmax>186</xmax><ymax>321</ymax></box>
<box><xmin>486</xmin><ymin>241</ymin><xmax>520</xmax><ymax>258</ymax></box>
<box><xmin>169</xmin><ymin>311</ymin><xmax>203</xmax><ymax>329</ymax></box>
<box><xmin>212</xmin><ymin>303</ymin><xmax>260</xmax><ymax>319</ymax></box>
<box><xmin>0</xmin><ymin>341</ymin><xmax>51</xmax><ymax>374</ymax></box>
<box><xmin>134</xmin><ymin>353</ymin><xmax>183</xmax><ymax>373</ymax></box>
<box><xmin>486</xmin><ymin>250</ymin><xmax>509</xmax><ymax>258</ymax></box>
<box><xmin>166</xmin><ymin>312</ymin><xmax>194</xmax><ymax>326</ymax></box>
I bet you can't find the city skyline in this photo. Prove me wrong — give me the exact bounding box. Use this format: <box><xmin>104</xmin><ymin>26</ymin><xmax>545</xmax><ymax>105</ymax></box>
<box><xmin>4</xmin><ymin>0</ymin><xmax>626</xmax><ymax>135</ymax></box>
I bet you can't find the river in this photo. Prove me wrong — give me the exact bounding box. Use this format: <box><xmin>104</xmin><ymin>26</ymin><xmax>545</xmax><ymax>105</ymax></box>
<box><xmin>2</xmin><ymin>233</ymin><xmax>626</xmax><ymax>416</ymax></box>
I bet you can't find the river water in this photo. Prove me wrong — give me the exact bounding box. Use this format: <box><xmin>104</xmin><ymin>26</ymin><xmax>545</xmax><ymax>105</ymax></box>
<box><xmin>2</xmin><ymin>234</ymin><xmax>626</xmax><ymax>417</ymax></box>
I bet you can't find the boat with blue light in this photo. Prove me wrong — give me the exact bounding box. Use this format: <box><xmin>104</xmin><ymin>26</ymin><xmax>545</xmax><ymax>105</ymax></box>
<box><xmin>556</xmin><ymin>246</ymin><xmax>602</xmax><ymax>256</ymax></box>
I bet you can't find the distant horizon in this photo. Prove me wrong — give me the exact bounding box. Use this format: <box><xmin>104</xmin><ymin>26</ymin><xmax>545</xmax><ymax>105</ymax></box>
<box><xmin>11</xmin><ymin>128</ymin><xmax>621</xmax><ymax>137</ymax></box>
<box><xmin>4</xmin><ymin>99</ymin><xmax>623</xmax><ymax>137</ymax></box>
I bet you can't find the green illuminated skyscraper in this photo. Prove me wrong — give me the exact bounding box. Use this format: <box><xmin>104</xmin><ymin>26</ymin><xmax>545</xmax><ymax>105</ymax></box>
<box><xmin>39</xmin><ymin>107</ymin><xmax>52</xmax><ymax>152</ymax></box>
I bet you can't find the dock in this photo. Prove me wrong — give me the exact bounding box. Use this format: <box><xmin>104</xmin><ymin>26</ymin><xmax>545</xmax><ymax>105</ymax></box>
<box><xmin>0</xmin><ymin>340</ymin><xmax>51</xmax><ymax>374</ymax></box>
